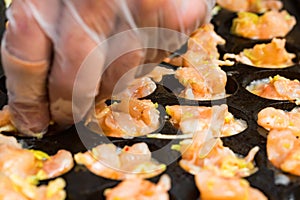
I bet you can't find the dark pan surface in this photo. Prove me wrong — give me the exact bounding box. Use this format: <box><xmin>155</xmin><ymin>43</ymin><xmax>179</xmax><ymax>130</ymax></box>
<box><xmin>1</xmin><ymin>0</ymin><xmax>300</xmax><ymax>199</ymax></box>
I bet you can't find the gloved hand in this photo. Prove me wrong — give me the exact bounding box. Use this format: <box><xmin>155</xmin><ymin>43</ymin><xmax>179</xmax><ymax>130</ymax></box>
<box><xmin>1</xmin><ymin>0</ymin><xmax>215</xmax><ymax>136</ymax></box>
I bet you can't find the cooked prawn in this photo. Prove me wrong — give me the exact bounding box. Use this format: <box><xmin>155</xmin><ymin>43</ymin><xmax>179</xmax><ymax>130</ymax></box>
<box><xmin>74</xmin><ymin>142</ymin><xmax>166</xmax><ymax>180</ymax></box>
<box><xmin>257</xmin><ymin>106</ymin><xmax>300</xmax><ymax>133</ymax></box>
<box><xmin>165</xmin><ymin>23</ymin><xmax>230</xmax><ymax>67</ymax></box>
<box><xmin>257</xmin><ymin>107</ymin><xmax>300</xmax><ymax>175</ymax></box>
<box><xmin>224</xmin><ymin>38</ymin><xmax>296</xmax><ymax>68</ymax></box>
<box><xmin>0</xmin><ymin>105</ymin><xmax>16</xmax><ymax>133</ymax></box>
<box><xmin>257</xmin><ymin>107</ymin><xmax>289</xmax><ymax>130</ymax></box>
<box><xmin>114</xmin><ymin>77</ymin><xmax>157</xmax><ymax>99</ymax></box>
<box><xmin>171</xmin><ymin>105</ymin><xmax>257</xmax><ymax>177</ymax></box>
<box><xmin>104</xmin><ymin>174</ymin><xmax>171</xmax><ymax>200</ymax></box>
<box><xmin>195</xmin><ymin>168</ymin><xmax>268</xmax><ymax>200</ymax></box>
<box><xmin>175</xmin><ymin>64</ymin><xmax>227</xmax><ymax>100</ymax></box>
<box><xmin>246</xmin><ymin>75</ymin><xmax>300</xmax><ymax>101</ymax></box>
<box><xmin>146</xmin><ymin>66</ymin><xmax>175</xmax><ymax>82</ymax></box>
<box><xmin>176</xmin><ymin>138</ymin><xmax>259</xmax><ymax>177</ymax></box>
<box><xmin>0</xmin><ymin>135</ymin><xmax>74</xmax><ymax>181</ymax></box>
<box><xmin>166</xmin><ymin>104</ymin><xmax>247</xmax><ymax>137</ymax></box>
<box><xmin>185</xmin><ymin>23</ymin><xmax>226</xmax><ymax>64</ymax></box>
<box><xmin>87</xmin><ymin>99</ymin><xmax>160</xmax><ymax>138</ymax></box>
<box><xmin>217</xmin><ymin>0</ymin><xmax>283</xmax><ymax>13</ymax></box>
<box><xmin>40</xmin><ymin>150</ymin><xmax>74</xmax><ymax>180</ymax></box>
<box><xmin>0</xmin><ymin>173</ymin><xmax>66</xmax><ymax>200</ymax></box>
<box><xmin>267</xmin><ymin>129</ymin><xmax>300</xmax><ymax>176</ymax></box>
<box><xmin>231</xmin><ymin>10</ymin><xmax>296</xmax><ymax>39</ymax></box>
<box><xmin>0</xmin><ymin>134</ymin><xmax>71</xmax><ymax>199</ymax></box>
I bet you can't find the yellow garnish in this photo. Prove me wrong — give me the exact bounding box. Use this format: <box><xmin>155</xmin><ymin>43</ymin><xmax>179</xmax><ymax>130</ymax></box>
<box><xmin>272</xmin><ymin>75</ymin><xmax>281</xmax><ymax>82</ymax></box>
<box><xmin>36</xmin><ymin>170</ymin><xmax>48</xmax><ymax>180</ymax></box>
<box><xmin>29</xmin><ymin>149</ymin><xmax>50</xmax><ymax>161</ymax></box>
<box><xmin>35</xmin><ymin>160</ymin><xmax>44</xmax><ymax>168</ymax></box>
<box><xmin>182</xmin><ymin>112</ymin><xmax>193</xmax><ymax>120</ymax></box>
<box><xmin>46</xmin><ymin>178</ymin><xmax>66</xmax><ymax>198</ymax></box>
<box><xmin>292</xmin><ymin>153</ymin><xmax>300</xmax><ymax>160</ymax></box>
<box><xmin>212</xmin><ymin>6</ymin><xmax>222</xmax><ymax>16</ymax></box>
<box><xmin>231</xmin><ymin>12</ymin><xmax>259</xmax><ymax>34</ymax></box>
<box><xmin>133</xmin><ymin>163</ymin><xmax>166</xmax><ymax>174</ymax></box>
<box><xmin>239</xmin><ymin>12</ymin><xmax>259</xmax><ymax>23</ymax></box>
<box><xmin>224</xmin><ymin>114</ymin><xmax>233</xmax><ymax>123</ymax></box>
<box><xmin>207</xmin><ymin>179</ymin><xmax>215</xmax><ymax>191</ymax></box>
<box><xmin>165</xmin><ymin>106</ymin><xmax>172</xmax><ymax>116</ymax></box>
<box><xmin>283</xmin><ymin>143</ymin><xmax>291</xmax><ymax>149</ymax></box>
<box><xmin>239</xmin><ymin>179</ymin><xmax>249</xmax><ymax>187</ymax></box>
<box><xmin>171</xmin><ymin>144</ymin><xmax>181</xmax><ymax>152</ymax></box>
<box><xmin>10</xmin><ymin>174</ymin><xmax>36</xmax><ymax>199</ymax></box>
<box><xmin>26</xmin><ymin>176</ymin><xmax>39</xmax><ymax>185</ymax></box>
<box><xmin>220</xmin><ymin>157</ymin><xmax>254</xmax><ymax>176</ymax></box>
<box><xmin>285</xmin><ymin>13</ymin><xmax>291</xmax><ymax>20</ymax></box>
<box><xmin>269</xmin><ymin>75</ymin><xmax>282</xmax><ymax>84</ymax></box>
<box><xmin>4</xmin><ymin>0</ymin><xmax>11</xmax><ymax>8</ymax></box>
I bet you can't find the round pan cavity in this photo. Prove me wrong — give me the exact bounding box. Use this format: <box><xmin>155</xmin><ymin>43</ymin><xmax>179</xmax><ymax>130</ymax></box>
<box><xmin>224</xmin><ymin>40</ymin><xmax>300</xmax><ymax>69</ymax></box>
<box><xmin>242</xmin><ymin>70</ymin><xmax>300</xmax><ymax>101</ymax></box>
<box><xmin>164</xmin><ymin>104</ymin><xmax>249</xmax><ymax>139</ymax></box>
<box><xmin>160</xmin><ymin>73</ymin><xmax>239</xmax><ymax>105</ymax></box>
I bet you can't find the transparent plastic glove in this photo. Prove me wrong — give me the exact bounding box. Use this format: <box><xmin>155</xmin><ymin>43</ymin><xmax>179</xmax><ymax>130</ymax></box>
<box><xmin>1</xmin><ymin>0</ymin><xmax>214</xmax><ymax>136</ymax></box>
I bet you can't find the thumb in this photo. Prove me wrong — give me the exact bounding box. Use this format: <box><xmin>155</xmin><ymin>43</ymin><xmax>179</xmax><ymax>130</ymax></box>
<box><xmin>1</xmin><ymin>1</ymin><xmax>52</xmax><ymax>136</ymax></box>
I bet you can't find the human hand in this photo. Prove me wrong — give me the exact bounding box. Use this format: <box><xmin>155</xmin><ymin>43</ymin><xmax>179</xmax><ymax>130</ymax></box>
<box><xmin>1</xmin><ymin>0</ymin><xmax>215</xmax><ymax>136</ymax></box>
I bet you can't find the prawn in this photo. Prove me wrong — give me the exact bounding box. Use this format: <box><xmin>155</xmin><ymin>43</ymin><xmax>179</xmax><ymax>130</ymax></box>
<box><xmin>86</xmin><ymin>99</ymin><xmax>160</xmax><ymax>138</ymax></box>
<box><xmin>257</xmin><ymin>106</ymin><xmax>300</xmax><ymax>134</ymax></box>
<box><xmin>0</xmin><ymin>105</ymin><xmax>16</xmax><ymax>133</ymax></box>
<box><xmin>0</xmin><ymin>133</ymin><xmax>71</xmax><ymax>199</ymax></box>
<box><xmin>74</xmin><ymin>142</ymin><xmax>166</xmax><ymax>180</ymax></box>
<box><xmin>231</xmin><ymin>10</ymin><xmax>296</xmax><ymax>39</ymax></box>
<box><xmin>175</xmin><ymin>64</ymin><xmax>227</xmax><ymax>100</ymax></box>
<box><xmin>247</xmin><ymin>75</ymin><xmax>300</xmax><ymax>101</ymax></box>
<box><xmin>104</xmin><ymin>174</ymin><xmax>171</xmax><ymax>200</ymax></box>
<box><xmin>166</xmin><ymin>104</ymin><xmax>247</xmax><ymax>137</ymax></box>
<box><xmin>176</xmin><ymin>138</ymin><xmax>259</xmax><ymax>177</ymax></box>
<box><xmin>267</xmin><ymin>129</ymin><xmax>300</xmax><ymax>176</ymax></box>
<box><xmin>224</xmin><ymin>38</ymin><xmax>296</xmax><ymax>68</ymax></box>
<box><xmin>258</xmin><ymin>107</ymin><xmax>300</xmax><ymax>175</ymax></box>
<box><xmin>217</xmin><ymin>0</ymin><xmax>282</xmax><ymax>13</ymax></box>
<box><xmin>0</xmin><ymin>134</ymin><xmax>74</xmax><ymax>181</ymax></box>
<box><xmin>171</xmin><ymin>105</ymin><xmax>258</xmax><ymax>177</ymax></box>
<box><xmin>113</xmin><ymin>77</ymin><xmax>157</xmax><ymax>99</ymax></box>
<box><xmin>0</xmin><ymin>173</ymin><xmax>66</xmax><ymax>200</ymax></box>
<box><xmin>195</xmin><ymin>167</ymin><xmax>267</xmax><ymax>200</ymax></box>
<box><xmin>165</xmin><ymin>23</ymin><xmax>231</xmax><ymax>67</ymax></box>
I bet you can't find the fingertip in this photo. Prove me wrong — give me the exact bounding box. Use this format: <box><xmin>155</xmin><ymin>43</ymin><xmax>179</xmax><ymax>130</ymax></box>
<box><xmin>179</xmin><ymin>0</ymin><xmax>209</xmax><ymax>33</ymax></box>
<box><xmin>8</xmin><ymin>104</ymin><xmax>49</xmax><ymax>137</ymax></box>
